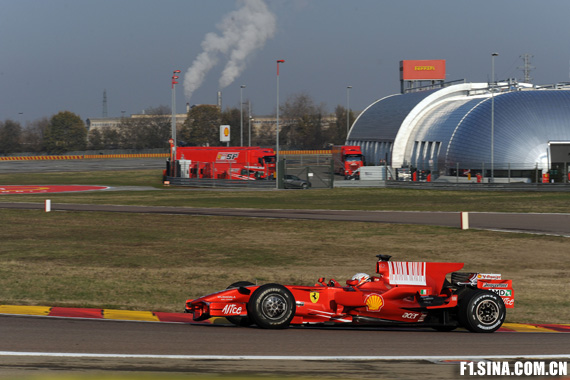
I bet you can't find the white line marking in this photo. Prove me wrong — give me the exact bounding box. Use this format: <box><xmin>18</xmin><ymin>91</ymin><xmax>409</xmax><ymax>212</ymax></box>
<box><xmin>0</xmin><ymin>352</ymin><xmax>569</xmax><ymax>361</ymax></box>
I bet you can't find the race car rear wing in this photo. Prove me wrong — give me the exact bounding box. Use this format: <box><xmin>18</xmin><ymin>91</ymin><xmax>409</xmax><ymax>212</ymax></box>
<box><xmin>452</xmin><ymin>272</ymin><xmax>514</xmax><ymax>308</ymax></box>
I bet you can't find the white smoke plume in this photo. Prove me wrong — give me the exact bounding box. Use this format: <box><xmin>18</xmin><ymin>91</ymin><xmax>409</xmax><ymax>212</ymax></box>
<box><xmin>184</xmin><ymin>0</ymin><xmax>276</xmax><ymax>100</ymax></box>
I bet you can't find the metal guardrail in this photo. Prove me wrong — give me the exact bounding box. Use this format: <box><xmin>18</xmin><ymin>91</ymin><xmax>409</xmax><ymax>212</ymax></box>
<box><xmin>166</xmin><ymin>177</ymin><xmax>276</xmax><ymax>189</ymax></box>
<box><xmin>385</xmin><ymin>181</ymin><xmax>570</xmax><ymax>192</ymax></box>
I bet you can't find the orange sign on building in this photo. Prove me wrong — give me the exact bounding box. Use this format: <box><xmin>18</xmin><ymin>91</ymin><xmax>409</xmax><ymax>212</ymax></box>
<box><xmin>400</xmin><ymin>60</ymin><xmax>446</xmax><ymax>81</ymax></box>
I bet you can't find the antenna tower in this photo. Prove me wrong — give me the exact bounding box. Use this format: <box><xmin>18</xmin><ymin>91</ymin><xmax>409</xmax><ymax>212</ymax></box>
<box><xmin>102</xmin><ymin>89</ymin><xmax>108</xmax><ymax>117</ymax></box>
<box><xmin>517</xmin><ymin>54</ymin><xmax>535</xmax><ymax>83</ymax></box>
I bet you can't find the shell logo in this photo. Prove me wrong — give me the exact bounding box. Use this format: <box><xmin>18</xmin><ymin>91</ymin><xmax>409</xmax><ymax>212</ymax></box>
<box><xmin>365</xmin><ymin>293</ymin><xmax>384</xmax><ymax>312</ymax></box>
<box><xmin>223</xmin><ymin>126</ymin><xmax>230</xmax><ymax>137</ymax></box>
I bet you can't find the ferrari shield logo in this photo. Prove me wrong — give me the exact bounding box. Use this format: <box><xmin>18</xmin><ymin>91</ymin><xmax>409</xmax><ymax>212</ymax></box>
<box><xmin>309</xmin><ymin>291</ymin><xmax>320</xmax><ymax>303</ymax></box>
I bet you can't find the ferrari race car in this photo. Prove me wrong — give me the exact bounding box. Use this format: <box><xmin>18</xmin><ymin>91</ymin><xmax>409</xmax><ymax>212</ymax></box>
<box><xmin>185</xmin><ymin>255</ymin><xmax>514</xmax><ymax>333</ymax></box>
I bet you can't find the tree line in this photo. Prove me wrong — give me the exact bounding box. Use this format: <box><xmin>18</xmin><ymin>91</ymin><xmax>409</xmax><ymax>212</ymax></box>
<box><xmin>0</xmin><ymin>93</ymin><xmax>356</xmax><ymax>155</ymax></box>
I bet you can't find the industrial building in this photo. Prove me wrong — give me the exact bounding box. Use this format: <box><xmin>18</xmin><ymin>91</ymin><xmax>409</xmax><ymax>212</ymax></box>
<box><xmin>347</xmin><ymin>60</ymin><xmax>570</xmax><ymax>182</ymax></box>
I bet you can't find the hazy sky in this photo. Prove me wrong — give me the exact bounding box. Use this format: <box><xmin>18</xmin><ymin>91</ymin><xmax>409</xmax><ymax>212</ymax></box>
<box><xmin>2</xmin><ymin>0</ymin><xmax>570</xmax><ymax>124</ymax></box>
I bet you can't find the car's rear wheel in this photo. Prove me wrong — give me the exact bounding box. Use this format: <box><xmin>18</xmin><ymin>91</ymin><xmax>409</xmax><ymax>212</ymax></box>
<box><xmin>458</xmin><ymin>289</ymin><xmax>506</xmax><ymax>333</ymax></box>
<box><xmin>247</xmin><ymin>284</ymin><xmax>296</xmax><ymax>329</ymax></box>
<box><xmin>225</xmin><ymin>281</ymin><xmax>254</xmax><ymax>327</ymax></box>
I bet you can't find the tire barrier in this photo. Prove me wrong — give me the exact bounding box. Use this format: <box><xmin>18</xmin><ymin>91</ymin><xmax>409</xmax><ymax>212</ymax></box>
<box><xmin>0</xmin><ymin>153</ymin><xmax>170</xmax><ymax>161</ymax></box>
<box><xmin>280</xmin><ymin>150</ymin><xmax>331</xmax><ymax>155</ymax></box>
<box><xmin>0</xmin><ymin>152</ymin><xmax>330</xmax><ymax>161</ymax></box>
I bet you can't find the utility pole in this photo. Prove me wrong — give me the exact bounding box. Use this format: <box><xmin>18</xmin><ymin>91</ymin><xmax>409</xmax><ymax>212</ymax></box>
<box><xmin>518</xmin><ymin>54</ymin><xmax>535</xmax><ymax>83</ymax></box>
<box><xmin>102</xmin><ymin>89</ymin><xmax>108</xmax><ymax>117</ymax></box>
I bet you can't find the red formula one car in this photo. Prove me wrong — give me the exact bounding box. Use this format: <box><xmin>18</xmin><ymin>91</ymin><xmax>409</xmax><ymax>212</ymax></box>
<box><xmin>185</xmin><ymin>255</ymin><xmax>514</xmax><ymax>333</ymax></box>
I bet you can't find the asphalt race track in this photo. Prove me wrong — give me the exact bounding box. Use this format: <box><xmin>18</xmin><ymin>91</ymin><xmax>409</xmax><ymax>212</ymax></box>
<box><xmin>1</xmin><ymin>202</ymin><xmax>569</xmax><ymax>237</ymax></box>
<box><xmin>0</xmin><ymin>157</ymin><xmax>165</xmax><ymax>173</ymax></box>
<box><xmin>0</xmin><ymin>315</ymin><xmax>569</xmax><ymax>379</ymax></box>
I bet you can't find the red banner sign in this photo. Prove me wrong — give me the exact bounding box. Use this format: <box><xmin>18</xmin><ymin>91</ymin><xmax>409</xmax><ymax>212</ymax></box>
<box><xmin>400</xmin><ymin>60</ymin><xmax>446</xmax><ymax>80</ymax></box>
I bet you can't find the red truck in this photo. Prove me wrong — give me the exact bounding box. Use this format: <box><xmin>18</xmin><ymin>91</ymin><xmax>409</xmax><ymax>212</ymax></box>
<box><xmin>332</xmin><ymin>145</ymin><xmax>365</xmax><ymax>179</ymax></box>
<box><xmin>166</xmin><ymin>146</ymin><xmax>276</xmax><ymax>181</ymax></box>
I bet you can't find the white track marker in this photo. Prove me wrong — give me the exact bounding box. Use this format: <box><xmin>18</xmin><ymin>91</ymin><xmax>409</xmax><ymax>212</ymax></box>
<box><xmin>460</xmin><ymin>212</ymin><xmax>469</xmax><ymax>230</ymax></box>
<box><xmin>45</xmin><ymin>199</ymin><xmax>51</xmax><ymax>213</ymax></box>
<box><xmin>0</xmin><ymin>352</ymin><xmax>569</xmax><ymax>361</ymax></box>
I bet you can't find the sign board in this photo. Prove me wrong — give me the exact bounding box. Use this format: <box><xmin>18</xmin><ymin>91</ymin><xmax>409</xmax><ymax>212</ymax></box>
<box><xmin>400</xmin><ymin>60</ymin><xmax>446</xmax><ymax>80</ymax></box>
<box><xmin>354</xmin><ymin>166</ymin><xmax>386</xmax><ymax>180</ymax></box>
<box><xmin>220</xmin><ymin>125</ymin><xmax>230</xmax><ymax>142</ymax></box>
<box><xmin>548</xmin><ymin>141</ymin><xmax>570</xmax><ymax>162</ymax></box>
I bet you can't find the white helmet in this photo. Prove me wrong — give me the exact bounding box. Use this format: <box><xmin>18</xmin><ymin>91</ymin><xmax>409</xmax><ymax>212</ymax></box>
<box><xmin>351</xmin><ymin>273</ymin><xmax>370</xmax><ymax>285</ymax></box>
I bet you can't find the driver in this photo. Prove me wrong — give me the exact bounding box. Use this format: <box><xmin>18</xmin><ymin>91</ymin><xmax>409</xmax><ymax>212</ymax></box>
<box><xmin>351</xmin><ymin>273</ymin><xmax>370</xmax><ymax>286</ymax></box>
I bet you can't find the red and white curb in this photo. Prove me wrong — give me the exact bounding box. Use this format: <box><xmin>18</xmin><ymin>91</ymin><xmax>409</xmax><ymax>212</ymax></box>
<box><xmin>0</xmin><ymin>305</ymin><xmax>568</xmax><ymax>332</ymax></box>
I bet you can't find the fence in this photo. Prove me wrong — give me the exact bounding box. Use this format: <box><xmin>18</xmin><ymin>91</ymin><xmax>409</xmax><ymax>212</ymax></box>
<box><xmin>167</xmin><ymin>177</ymin><xmax>276</xmax><ymax>189</ymax></box>
<box><xmin>399</xmin><ymin>162</ymin><xmax>570</xmax><ymax>184</ymax></box>
<box><xmin>282</xmin><ymin>154</ymin><xmax>334</xmax><ymax>189</ymax></box>
<box><xmin>164</xmin><ymin>154</ymin><xmax>334</xmax><ymax>189</ymax></box>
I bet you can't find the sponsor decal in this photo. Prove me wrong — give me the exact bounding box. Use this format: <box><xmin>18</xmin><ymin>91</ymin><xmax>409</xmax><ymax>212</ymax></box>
<box><xmin>419</xmin><ymin>289</ymin><xmax>428</xmax><ymax>295</ymax></box>
<box><xmin>216</xmin><ymin>152</ymin><xmax>239</xmax><ymax>161</ymax></box>
<box><xmin>309</xmin><ymin>291</ymin><xmax>320</xmax><ymax>303</ymax></box>
<box><xmin>221</xmin><ymin>304</ymin><xmax>243</xmax><ymax>315</ymax></box>
<box><xmin>402</xmin><ymin>312</ymin><xmax>420</xmax><ymax>319</ymax></box>
<box><xmin>365</xmin><ymin>293</ymin><xmax>384</xmax><ymax>312</ymax></box>
<box><xmin>216</xmin><ymin>295</ymin><xmax>236</xmax><ymax>300</ymax></box>
<box><xmin>481</xmin><ymin>282</ymin><xmax>509</xmax><ymax>288</ymax></box>
<box><xmin>388</xmin><ymin>262</ymin><xmax>426</xmax><ymax>285</ymax></box>
<box><xmin>477</xmin><ymin>273</ymin><xmax>502</xmax><ymax>280</ymax></box>
<box><xmin>489</xmin><ymin>289</ymin><xmax>512</xmax><ymax>297</ymax></box>
<box><xmin>503</xmin><ymin>298</ymin><xmax>515</xmax><ymax>306</ymax></box>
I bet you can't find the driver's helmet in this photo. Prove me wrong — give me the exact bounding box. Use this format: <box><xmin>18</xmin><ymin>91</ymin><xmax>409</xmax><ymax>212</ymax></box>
<box><xmin>351</xmin><ymin>273</ymin><xmax>370</xmax><ymax>285</ymax></box>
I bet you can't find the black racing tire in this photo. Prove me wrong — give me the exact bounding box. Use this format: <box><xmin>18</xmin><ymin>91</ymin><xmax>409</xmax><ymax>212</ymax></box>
<box><xmin>225</xmin><ymin>281</ymin><xmax>255</xmax><ymax>327</ymax></box>
<box><xmin>458</xmin><ymin>290</ymin><xmax>506</xmax><ymax>333</ymax></box>
<box><xmin>247</xmin><ymin>283</ymin><xmax>296</xmax><ymax>329</ymax></box>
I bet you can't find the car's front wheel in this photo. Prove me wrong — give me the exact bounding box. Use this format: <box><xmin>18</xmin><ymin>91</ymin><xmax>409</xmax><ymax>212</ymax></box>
<box><xmin>247</xmin><ymin>284</ymin><xmax>296</xmax><ymax>329</ymax></box>
<box><xmin>458</xmin><ymin>290</ymin><xmax>506</xmax><ymax>333</ymax></box>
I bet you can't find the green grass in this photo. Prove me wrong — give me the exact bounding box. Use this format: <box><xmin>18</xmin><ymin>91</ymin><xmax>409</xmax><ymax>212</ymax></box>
<box><xmin>1</xmin><ymin>169</ymin><xmax>570</xmax><ymax>213</ymax></box>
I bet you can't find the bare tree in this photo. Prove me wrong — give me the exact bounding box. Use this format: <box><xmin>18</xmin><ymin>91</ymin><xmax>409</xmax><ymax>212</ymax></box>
<box><xmin>180</xmin><ymin>105</ymin><xmax>222</xmax><ymax>146</ymax></box>
<box><xmin>0</xmin><ymin>119</ymin><xmax>22</xmax><ymax>154</ymax></box>
<box><xmin>21</xmin><ymin>117</ymin><xmax>49</xmax><ymax>153</ymax></box>
<box><xmin>280</xmin><ymin>92</ymin><xmax>328</xmax><ymax>149</ymax></box>
<box><xmin>118</xmin><ymin>115</ymin><xmax>171</xmax><ymax>149</ymax></box>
